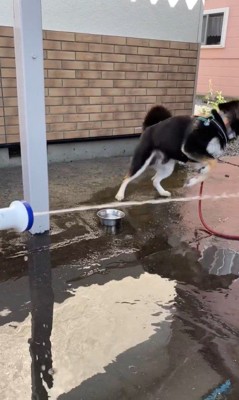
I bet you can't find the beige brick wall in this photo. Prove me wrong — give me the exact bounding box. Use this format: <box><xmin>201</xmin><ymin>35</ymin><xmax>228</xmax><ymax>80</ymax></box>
<box><xmin>0</xmin><ymin>26</ymin><xmax>199</xmax><ymax>145</ymax></box>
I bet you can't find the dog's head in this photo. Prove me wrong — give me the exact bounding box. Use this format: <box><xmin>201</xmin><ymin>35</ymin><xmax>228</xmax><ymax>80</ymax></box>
<box><xmin>218</xmin><ymin>100</ymin><xmax>239</xmax><ymax>136</ymax></box>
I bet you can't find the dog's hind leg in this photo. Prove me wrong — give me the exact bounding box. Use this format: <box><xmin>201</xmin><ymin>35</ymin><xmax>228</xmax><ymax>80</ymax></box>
<box><xmin>115</xmin><ymin>152</ymin><xmax>155</xmax><ymax>201</ymax></box>
<box><xmin>185</xmin><ymin>159</ymin><xmax>217</xmax><ymax>187</ymax></box>
<box><xmin>152</xmin><ymin>159</ymin><xmax>175</xmax><ymax>197</ymax></box>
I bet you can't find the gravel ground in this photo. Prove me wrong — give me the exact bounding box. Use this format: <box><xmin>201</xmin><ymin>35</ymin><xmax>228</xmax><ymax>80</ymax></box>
<box><xmin>224</xmin><ymin>139</ymin><xmax>239</xmax><ymax>156</ymax></box>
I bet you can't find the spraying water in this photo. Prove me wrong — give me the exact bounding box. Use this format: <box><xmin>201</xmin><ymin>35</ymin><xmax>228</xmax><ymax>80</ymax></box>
<box><xmin>34</xmin><ymin>191</ymin><xmax>239</xmax><ymax>217</ymax></box>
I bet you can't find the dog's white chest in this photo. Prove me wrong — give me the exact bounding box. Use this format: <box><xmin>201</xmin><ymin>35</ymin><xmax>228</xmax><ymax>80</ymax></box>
<box><xmin>206</xmin><ymin>137</ymin><xmax>223</xmax><ymax>158</ymax></box>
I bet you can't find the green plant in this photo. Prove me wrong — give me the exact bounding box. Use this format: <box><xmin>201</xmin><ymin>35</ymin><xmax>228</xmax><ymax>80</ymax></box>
<box><xmin>203</xmin><ymin>79</ymin><xmax>226</xmax><ymax>110</ymax></box>
<box><xmin>200</xmin><ymin>105</ymin><xmax>211</xmax><ymax>116</ymax></box>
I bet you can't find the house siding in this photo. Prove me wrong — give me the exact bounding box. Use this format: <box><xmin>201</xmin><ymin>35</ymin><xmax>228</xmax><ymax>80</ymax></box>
<box><xmin>1</xmin><ymin>0</ymin><xmax>202</xmax><ymax>43</ymax></box>
<box><xmin>197</xmin><ymin>0</ymin><xmax>239</xmax><ymax>98</ymax></box>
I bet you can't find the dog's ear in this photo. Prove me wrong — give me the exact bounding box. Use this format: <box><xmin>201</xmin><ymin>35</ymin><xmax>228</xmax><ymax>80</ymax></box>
<box><xmin>218</xmin><ymin>100</ymin><xmax>239</xmax><ymax>114</ymax></box>
<box><xmin>219</xmin><ymin>100</ymin><xmax>239</xmax><ymax>135</ymax></box>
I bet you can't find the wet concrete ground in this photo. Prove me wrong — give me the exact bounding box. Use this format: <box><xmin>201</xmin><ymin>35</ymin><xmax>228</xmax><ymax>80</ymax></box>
<box><xmin>0</xmin><ymin>156</ymin><xmax>239</xmax><ymax>399</ymax></box>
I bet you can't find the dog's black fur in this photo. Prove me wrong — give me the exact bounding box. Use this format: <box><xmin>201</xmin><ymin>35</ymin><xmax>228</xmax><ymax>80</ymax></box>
<box><xmin>142</xmin><ymin>105</ymin><xmax>172</xmax><ymax>131</ymax></box>
<box><xmin>115</xmin><ymin>101</ymin><xmax>239</xmax><ymax>201</ymax></box>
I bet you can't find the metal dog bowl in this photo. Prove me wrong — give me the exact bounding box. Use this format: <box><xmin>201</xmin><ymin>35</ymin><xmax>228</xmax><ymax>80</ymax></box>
<box><xmin>97</xmin><ymin>208</ymin><xmax>125</xmax><ymax>227</ymax></box>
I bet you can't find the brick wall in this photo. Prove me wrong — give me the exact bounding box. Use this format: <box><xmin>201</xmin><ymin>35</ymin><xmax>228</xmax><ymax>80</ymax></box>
<box><xmin>0</xmin><ymin>26</ymin><xmax>199</xmax><ymax>145</ymax></box>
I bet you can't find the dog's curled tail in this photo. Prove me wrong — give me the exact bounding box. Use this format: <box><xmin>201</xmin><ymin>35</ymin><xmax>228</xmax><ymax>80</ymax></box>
<box><xmin>143</xmin><ymin>105</ymin><xmax>172</xmax><ymax>130</ymax></box>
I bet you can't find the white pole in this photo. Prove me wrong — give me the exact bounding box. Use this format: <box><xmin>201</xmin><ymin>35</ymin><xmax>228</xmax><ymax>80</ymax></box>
<box><xmin>13</xmin><ymin>0</ymin><xmax>49</xmax><ymax>234</ymax></box>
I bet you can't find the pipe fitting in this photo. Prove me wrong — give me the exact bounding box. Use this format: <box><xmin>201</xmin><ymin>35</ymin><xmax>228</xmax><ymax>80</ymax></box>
<box><xmin>0</xmin><ymin>200</ymin><xmax>34</xmax><ymax>232</ymax></box>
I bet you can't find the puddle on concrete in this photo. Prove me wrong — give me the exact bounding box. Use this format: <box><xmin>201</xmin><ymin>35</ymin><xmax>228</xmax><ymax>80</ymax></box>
<box><xmin>0</xmin><ymin>164</ymin><xmax>239</xmax><ymax>399</ymax></box>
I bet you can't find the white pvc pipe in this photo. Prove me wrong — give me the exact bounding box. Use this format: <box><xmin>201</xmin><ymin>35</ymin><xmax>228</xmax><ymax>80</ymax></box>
<box><xmin>13</xmin><ymin>0</ymin><xmax>49</xmax><ymax>234</ymax></box>
<box><xmin>0</xmin><ymin>201</ymin><xmax>34</xmax><ymax>232</ymax></box>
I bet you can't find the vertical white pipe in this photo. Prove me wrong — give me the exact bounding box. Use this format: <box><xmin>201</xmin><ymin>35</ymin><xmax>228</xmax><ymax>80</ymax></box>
<box><xmin>13</xmin><ymin>0</ymin><xmax>49</xmax><ymax>234</ymax></box>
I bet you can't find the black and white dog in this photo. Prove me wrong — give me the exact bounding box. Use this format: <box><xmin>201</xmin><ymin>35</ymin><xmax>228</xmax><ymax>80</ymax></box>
<box><xmin>115</xmin><ymin>101</ymin><xmax>239</xmax><ymax>201</ymax></box>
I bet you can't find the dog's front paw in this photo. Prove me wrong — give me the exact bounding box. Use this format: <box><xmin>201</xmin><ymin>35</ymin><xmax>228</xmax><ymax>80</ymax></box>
<box><xmin>115</xmin><ymin>193</ymin><xmax>124</xmax><ymax>201</ymax></box>
<box><xmin>184</xmin><ymin>177</ymin><xmax>199</xmax><ymax>187</ymax></box>
<box><xmin>159</xmin><ymin>190</ymin><xmax>171</xmax><ymax>197</ymax></box>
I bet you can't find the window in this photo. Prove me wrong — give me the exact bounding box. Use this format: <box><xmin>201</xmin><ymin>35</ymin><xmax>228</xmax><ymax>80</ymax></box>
<box><xmin>201</xmin><ymin>8</ymin><xmax>229</xmax><ymax>47</ymax></box>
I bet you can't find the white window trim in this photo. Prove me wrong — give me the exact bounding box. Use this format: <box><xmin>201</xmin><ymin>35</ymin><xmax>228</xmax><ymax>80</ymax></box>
<box><xmin>201</xmin><ymin>7</ymin><xmax>229</xmax><ymax>49</ymax></box>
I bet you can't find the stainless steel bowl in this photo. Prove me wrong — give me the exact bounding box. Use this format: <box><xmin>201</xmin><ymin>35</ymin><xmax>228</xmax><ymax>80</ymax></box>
<box><xmin>97</xmin><ymin>208</ymin><xmax>125</xmax><ymax>227</ymax></box>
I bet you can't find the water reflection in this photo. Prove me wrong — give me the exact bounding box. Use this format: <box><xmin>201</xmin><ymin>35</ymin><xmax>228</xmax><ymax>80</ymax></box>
<box><xmin>28</xmin><ymin>234</ymin><xmax>54</xmax><ymax>400</ymax></box>
<box><xmin>138</xmin><ymin>234</ymin><xmax>238</xmax><ymax>290</ymax></box>
<box><xmin>199</xmin><ymin>245</ymin><xmax>239</xmax><ymax>276</ymax></box>
<box><xmin>49</xmin><ymin>271</ymin><xmax>176</xmax><ymax>399</ymax></box>
<box><xmin>1</xmin><ymin>206</ymin><xmax>239</xmax><ymax>399</ymax></box>
<box><xmin>136</xmin><ymin>235</ymin><xmax>239</xmax><ymax>398</ymax></box>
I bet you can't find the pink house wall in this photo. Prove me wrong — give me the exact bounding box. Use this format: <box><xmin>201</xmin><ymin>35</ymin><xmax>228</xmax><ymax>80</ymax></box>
<box><xmin>197</xmin><ymin>0</ymin><xmax>239</xmax><ymax>98</ymax></box>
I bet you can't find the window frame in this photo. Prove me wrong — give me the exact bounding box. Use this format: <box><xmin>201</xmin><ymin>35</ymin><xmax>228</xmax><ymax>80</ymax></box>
<box><xmin>201</xmin><ymin>7</ymin><xmax>229</xmax><ymax>49</ymax></box>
